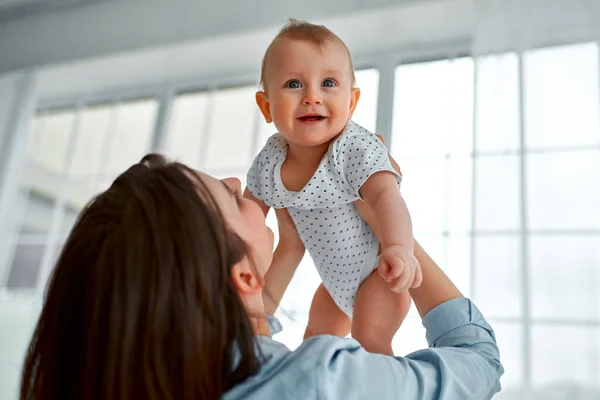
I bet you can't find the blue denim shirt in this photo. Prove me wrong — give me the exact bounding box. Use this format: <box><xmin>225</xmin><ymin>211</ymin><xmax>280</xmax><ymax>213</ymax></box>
<box><xmin>223</xmin><ymin>298</ymin><xmax>503</xmax><ymax>399</ymax></box>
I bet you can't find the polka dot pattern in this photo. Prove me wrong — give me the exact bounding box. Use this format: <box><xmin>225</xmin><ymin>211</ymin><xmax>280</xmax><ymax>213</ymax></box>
<box><xmin>247</xmin><ymin>120</ymin><xmax>402</xmax><ymax>317</ymax></box>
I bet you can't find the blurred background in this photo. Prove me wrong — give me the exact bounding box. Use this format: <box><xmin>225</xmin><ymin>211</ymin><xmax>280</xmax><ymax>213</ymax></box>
<box><xmin>1</xmin><ymin>0</ymin><xmax>599</xmax><ymax>398</ymax></box>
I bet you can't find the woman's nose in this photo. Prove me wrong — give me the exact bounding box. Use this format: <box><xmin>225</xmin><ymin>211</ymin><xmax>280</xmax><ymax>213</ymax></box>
<box><xmin>222</xmin><ymin>177</ymin><xmax>242</xmax><ymax>192</ymax></box>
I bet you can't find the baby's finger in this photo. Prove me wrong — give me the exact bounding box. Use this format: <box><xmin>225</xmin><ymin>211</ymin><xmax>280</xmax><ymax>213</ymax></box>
<box><xmin>391</xmin><ymin>269</ymin><xmax>413</xmax><ymax>292</ymax></box>
<box><xmin>387</xmin><ymin>259</ymin><xmax>404</xmax><ymax>281</ymax></box>
<box><xmin>377</xmin><ymin>262</ymin><xmax>392</xmax><ymax>282</ymax></box>
<box><xmin>411</xmin><ymin>264</ymin><xmax>423</xmax><ymax>288</ymax></box>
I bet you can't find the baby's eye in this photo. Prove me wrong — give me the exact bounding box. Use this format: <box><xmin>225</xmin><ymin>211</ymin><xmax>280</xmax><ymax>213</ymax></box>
<box><xmin>322</xmin><ymin>79</ymin><xmax>336</xmax><ymax>88</ymax></box>
<box><xmin>286</xmin><ymin>80</ymin><xmax>302</xmax><ymax>89</ymax></box>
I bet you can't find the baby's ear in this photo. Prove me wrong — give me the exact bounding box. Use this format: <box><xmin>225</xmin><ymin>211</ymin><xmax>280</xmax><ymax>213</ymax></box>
<box><xmin>348</xmin><ymin>87</ymin><xmax>361</xmax><ymax>119</ymax></box>
<box><xmin>256</xmin><ymin>91</ymin><xmax>273</xmax><ymax>123</ymax></box>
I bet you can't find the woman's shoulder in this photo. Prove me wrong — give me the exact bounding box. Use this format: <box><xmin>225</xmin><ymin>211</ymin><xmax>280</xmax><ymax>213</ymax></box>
<box><xmin>260</xmin><ymin>335</ymin><xmax>367</xmax><ymax>381</ymax></box>
<box><xmin>293</xmin><ymin>334</ymin><xmax>361</xmax><ymax>357</ymax></box>
<box><xmin>224</xmin><ymin>336</ymin><xmax>358</xmax><ymax>400</ymax></box>
<box><xmin>259</xmin><ymin>334</ymin><xmax>361</xmax><ymax>366</ymax></box>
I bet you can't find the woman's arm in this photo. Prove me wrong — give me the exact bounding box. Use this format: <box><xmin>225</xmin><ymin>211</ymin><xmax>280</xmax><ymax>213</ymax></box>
<box><xmin>409</xmin><ymin>239</ymin><xmax>463</xmax><ymax>317</ymax></box>
<box><xmin>308</xmin><ymin>295</ymin><xmax>503</xmax><ymax>399</ymax></box>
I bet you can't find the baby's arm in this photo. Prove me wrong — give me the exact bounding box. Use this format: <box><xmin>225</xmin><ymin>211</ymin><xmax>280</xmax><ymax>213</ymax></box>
<box><xmin>359</xmin><ymin>172</ymin><xmax>422</xmax><ymax>292</ymax></box>
<box><xmin>244</xmin><ymin>189</ymin><xmax>305</xmax><ymax>315</ymax></box>
<box><xmin>360</xmin><ymin>172</ymin><xmax>413</xmax><ymax>251</ymax></box>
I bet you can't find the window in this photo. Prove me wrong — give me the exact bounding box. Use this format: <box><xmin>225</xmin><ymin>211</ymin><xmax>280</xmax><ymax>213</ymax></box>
<box><xmin>3</xmin><ymin>99</ymin><xmax>158</xmax><ymax>291</ymax></box>
<box><xmin>391</xmin><ymin>56</ymin><xmax>475</xmax><ymax>352</ymax></box>
<box><xmin>522</xmin><ymin>43</ymin><xmax>600</xmax><ymax>391</ymax></box>
<box><xmin>390</xmin><ymin>43</ymin><xmax>600</xmax><ymax>393</ymax></box>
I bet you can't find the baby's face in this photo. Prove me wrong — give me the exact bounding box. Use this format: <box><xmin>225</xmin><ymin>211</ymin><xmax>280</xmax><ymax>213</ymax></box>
<box><xmin>257</xmin><ymin>38</ymin><xmax>359</xmax><ymax>148</ymax></box>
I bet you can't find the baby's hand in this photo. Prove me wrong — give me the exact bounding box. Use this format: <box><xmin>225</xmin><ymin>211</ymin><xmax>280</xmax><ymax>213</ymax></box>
<box><xmin>377</xmin><ymin>245</ymin><xmax>422</xmax><ymax>292</ymax></box>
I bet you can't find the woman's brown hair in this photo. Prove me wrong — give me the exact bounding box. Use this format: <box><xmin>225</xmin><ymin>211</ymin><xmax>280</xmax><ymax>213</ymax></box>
<box><xmin>20</xmin><ymin>154</ymin><xmax>261</xmax><ymax>400</ymax></box>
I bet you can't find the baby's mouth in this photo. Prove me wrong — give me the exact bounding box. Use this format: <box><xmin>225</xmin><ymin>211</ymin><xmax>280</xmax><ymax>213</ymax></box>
<box><xmin>298</xmin><ymin>115</ymin><xmax>326</xmax><ymax>122</ymax></box>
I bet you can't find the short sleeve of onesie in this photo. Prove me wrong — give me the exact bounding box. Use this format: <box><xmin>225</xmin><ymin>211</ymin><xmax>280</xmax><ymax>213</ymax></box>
<box><xmin>246</xmin><ymin>134</ymin><xmax>281</xmax><ymax>202</ymax></box>
<box><xmin>332</xmin><ymin>123</ymin><xmax>402</xmax><ymax>200</ymax></box>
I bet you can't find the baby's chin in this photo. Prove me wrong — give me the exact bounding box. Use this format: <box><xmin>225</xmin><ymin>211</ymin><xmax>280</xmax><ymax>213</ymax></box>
<box><xmin>282</xmin><ymin>125</ymin><xmax>346</xmax><ymax>147</ymax></box>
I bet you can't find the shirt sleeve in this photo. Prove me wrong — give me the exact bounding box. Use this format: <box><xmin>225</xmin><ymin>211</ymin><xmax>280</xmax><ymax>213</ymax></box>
<box><xmin>334</xmin><ymin>133</ymin><xmax>402</xmax><ymax>200</ymax></box>
<box><xmin>314</xmin><ymin>298</ymin><xmax>504</xmax><ymax>399</ymax></box>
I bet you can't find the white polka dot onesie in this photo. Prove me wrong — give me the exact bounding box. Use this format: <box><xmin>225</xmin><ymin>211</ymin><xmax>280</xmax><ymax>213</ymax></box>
<box><xmin>247</xmin><ymin>120</ymin><xmax>402</xmax><ymax>317</ymax></box>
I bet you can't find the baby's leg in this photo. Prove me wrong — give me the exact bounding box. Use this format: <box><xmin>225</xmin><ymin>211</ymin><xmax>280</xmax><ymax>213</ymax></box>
<box><xmin>304</xmin><ymin>283</ymin><xmax>351</xmax><ymax>340</ymax></box>
<box><xmin>352</xmin><ymin>271</ymin><xmax>411</xmax><ymax>355</ymax></box>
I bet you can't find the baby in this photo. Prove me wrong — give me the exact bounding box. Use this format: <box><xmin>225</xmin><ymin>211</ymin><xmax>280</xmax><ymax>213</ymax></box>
<box><xmin>245</xmin><ymin>19</ymin><xmax>421</xmax><ymax>355</ymax></box>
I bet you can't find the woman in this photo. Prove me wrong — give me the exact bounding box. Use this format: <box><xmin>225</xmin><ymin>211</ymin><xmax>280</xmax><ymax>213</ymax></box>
<box><xmin>20</xmin><ymin>154</ymin><xmax>503</xmax><ymax>400</ymax></box>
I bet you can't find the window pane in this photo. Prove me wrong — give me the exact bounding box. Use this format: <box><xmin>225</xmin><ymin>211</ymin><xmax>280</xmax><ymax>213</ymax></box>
<box><xmin>352</xmin><ymin>68</ymin><xmax>379</xmax><ymax>132</ymax></box>
<box><xmin>69</xmin><ymin>104</ymin><xmax>113</xmax><ymax>178</ymax></box>
<box><xmin>206</xmin><ymin>86</ymin><xmax>256</xmax><ymax>170</ymax></box>
<box><xmin>17</xmin><ymin>191</ymin><xmax>55</xmax><ymax>236</ymax></box>
<box><xmin>532</xmin><ymin>325</ymin><xmax>600</xmax><ymax>388</ymax></box>
<box><xmin>475</xmin><ymin>155</ymin><xmax>520</xmax><ymax>231</ymax></box>
<box><xmin>165</xmin><ymin>91</ymin><xmax>210</xmax><ymax>169</ymax></box>
<box><xmin>401</xmin><ymin>156</ymin><xmax>472</xmax><ymax>234</ymax></box>
<box><xmin>103</xmin><ymin>99</ymin><xmax>156</xmax><ymax>177</ymax></box>
<box><xmin>415</xmin><ymin>234</ymin><xmax>445</xmax><ymax>266</ymax></box>
<box><xmin>446</xmin><ymin>156</ymin><xmax>472</xmax><ymax>233</ymax></box>
<box><xmin>446</xmin><ymin>235</ymin><xmax>471</xmax><ymax>298</ymax></box>
<box><xmin>24</xmin><ymin>109</ymin><xmax>74</xmax><ymax>205</ymax></box>
<box><xmin>524</xmin><ymin>43</ymin><xmax>600</xmax><ymax>149</ymax></box>
<box><xmin>392</xmin><ymin>58</ymin><xmax>473</xmax><ymax>157</ymax></box>
<box><xmin>488</xmin><ymin>322</ymin><xmax>524</xmax><ymax>391</ymax></box>
<box><xmin>474</xmin><ymin>235</ymin><xmax>522</xmax><ymax>318</ymax></box>
<box><xmin>527</xmin><ymin>150</ymin><xmax>600</xmax><ymax>230</ymax></box>
<box><xmin>476</xmin><ymin>53</ymin><xmax>519</xmax><ymax>152</ymax></box>
<box><xmin>530</xmin><ymin>235</ymin><xmax>600</xmax><ymax>321</ymax></box>
<box><xmin>6</xmin><ymin>242</ymin><xmax>45</xmax><ymax>289</ymax></box>
<box><xmin>401</xmin><ymin>158</ymin><xmax>445</xmax><ymax>233</ymax></box>
<box><xmin>14</xmin><ymin>111</ymin><xmax>74</xmax><ymax>239</ymax></box>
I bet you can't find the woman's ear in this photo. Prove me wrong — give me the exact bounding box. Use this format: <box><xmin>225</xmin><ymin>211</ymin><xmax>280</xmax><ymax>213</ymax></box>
<box><xmin>256</xmin><ymin>91</ymin><xmax>273</xmax><ymax>123</ymax></box>
<box><xmin>231</xmin><ymin>259</ymin><xmax>263</xmax><ymax>296</ymax></box>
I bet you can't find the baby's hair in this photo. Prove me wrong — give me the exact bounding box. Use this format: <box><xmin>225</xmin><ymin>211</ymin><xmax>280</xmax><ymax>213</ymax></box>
<box><xmin>260</xmin><ymin>18</ymin><xmax>356</xmax><ymax>89</ymax></box>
